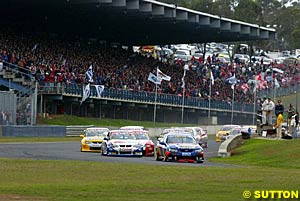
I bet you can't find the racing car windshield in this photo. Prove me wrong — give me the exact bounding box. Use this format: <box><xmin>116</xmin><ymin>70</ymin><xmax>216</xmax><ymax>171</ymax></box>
<box><xmin>110</xmin><ymin>133</ymin><xmax>135</xmax><ymax>140</ymax></box>
<box><xmin>166</xmin><ymin>135</ymin><xmax>196</xmax><ymax>144</ymax></box>
<box><xmin>135</xmin><ymin>133</ymin><xmax>149</xmax><ymax>140</ymax></box>
<box><xmin>86</xmin><ymin>130</ymin><xmax>108</xmax><ymax>137</ymax></box>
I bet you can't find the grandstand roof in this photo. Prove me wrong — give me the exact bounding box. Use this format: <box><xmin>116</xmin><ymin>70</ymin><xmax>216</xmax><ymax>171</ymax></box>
<box><xmin>1</xmin><ymin>0</ymin><xmax>276</xmax><ymax>45</ymax></box>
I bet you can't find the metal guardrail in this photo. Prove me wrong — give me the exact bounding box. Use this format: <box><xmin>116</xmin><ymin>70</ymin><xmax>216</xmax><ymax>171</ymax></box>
<box><xmin>66</xmin><ymin>125</ymin><xmax>95</xmax><ymax>136</ymax></box>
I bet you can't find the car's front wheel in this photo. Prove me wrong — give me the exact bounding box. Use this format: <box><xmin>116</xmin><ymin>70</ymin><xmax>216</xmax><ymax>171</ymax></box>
<box><xmin>101</xmin><ymin>146</ymin><xmax>107</xmax><ymax>156</ymax></box>
<box><xmin>195</xmin><ymin>156</ymin><xmax>204</xmax><ymax>163</ymax></box>
<box><xmin>163</xmin><ymin>155</ymin><xmax>169</xmax><ymax>162</ymax></box>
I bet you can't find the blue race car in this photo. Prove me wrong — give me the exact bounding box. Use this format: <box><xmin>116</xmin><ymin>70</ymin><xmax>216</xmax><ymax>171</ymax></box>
<box><xmin>155</xmin><ymin>132</ymin><xmax>204</xmax><ymax>163</ymax></box>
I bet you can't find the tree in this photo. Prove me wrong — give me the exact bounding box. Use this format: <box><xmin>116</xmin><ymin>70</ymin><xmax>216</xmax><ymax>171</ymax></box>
<box><xmin>292</xmin><ymin>27</ymin><xmax>300</xmax><ymax>49</ymax></box>
<box><xmin>234</xmin><ymin>0</ymin><xmax>261</xmax><ymax>24</ymax></box>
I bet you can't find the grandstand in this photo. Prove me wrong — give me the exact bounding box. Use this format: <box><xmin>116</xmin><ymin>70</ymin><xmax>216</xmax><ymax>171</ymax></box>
<box><xmin>2</xmin><ymin>0</ymin><xmax>299</xmax><ymax>125</ymax></box>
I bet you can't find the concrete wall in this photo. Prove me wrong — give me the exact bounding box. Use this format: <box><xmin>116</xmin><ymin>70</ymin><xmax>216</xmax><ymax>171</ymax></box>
<box><xmin>0</xmin><ymin>125</ymin><xmax>66</xmax><ymax>137</ymax></box>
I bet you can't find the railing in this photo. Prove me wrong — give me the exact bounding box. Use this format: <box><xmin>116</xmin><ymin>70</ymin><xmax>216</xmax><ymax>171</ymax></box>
<box><xmin>38</xmin><ymin>82</ymin><xmax>255</xmax><ymax>113</ymax></box>
<box><xmin>2</xmin><ymin>61</ymin><xmax>33</xmax><ymax>80</ymax></box>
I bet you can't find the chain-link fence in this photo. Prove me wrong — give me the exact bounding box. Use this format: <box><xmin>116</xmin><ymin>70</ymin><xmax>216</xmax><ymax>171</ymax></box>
<box><xmin>0</xmin><ymin>91</ymin><xmax>16</xmax><ymax>125</ymax></box>
<box><xmin>0</xmin><ymin>90</ymin><xmax>37</xmax><ymax>125</ymax></box>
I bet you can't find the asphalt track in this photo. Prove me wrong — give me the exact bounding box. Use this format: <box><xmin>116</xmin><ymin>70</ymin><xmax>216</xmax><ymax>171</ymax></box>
<box><xmin>0</xmin><ymin>139</ymin><xmax>234</xmax><ymax>167</ymax></box>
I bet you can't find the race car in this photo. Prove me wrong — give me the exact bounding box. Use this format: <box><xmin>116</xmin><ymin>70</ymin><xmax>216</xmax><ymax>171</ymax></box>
<box><xmin>119</xmin><ymin>126</ymin><xmax>146</xmax><ymax>131</ymax></box>
<box><xmin>157</xmin><ymin>127</ymin><xmax>187</xmax><ymax>142</ymax></box>
<box><xmin>184</xmin><ymin>127</ymin><xmax>208</xmax><ymax>148</ymax></box>
<box><xmin>155</xmin><ymin>132</ymin><xmax>204</xmax><ymax>163</ymax></box>
<box><xmin>215</xmin><ymin>125</ymin><xmax>241</xmax><ymax>142</ymax></box>
<box><xmin>80</xmin><ymin>127</ymin><xmax>110</xmax><ymax>152</ymax></box>
<box><xmin>158</xmin><ymin>127</ymin><xmax>208</xmax><ymax>148</ymax></box>
<box><xmin>101</xmin><ymin>130</ymin><xmax>143</xmax><ymax>157</ymax></box>
<box><xmin>130</xmin><ymin>130</ymin><xmax>155</xmax><ymax>156</ymax></box>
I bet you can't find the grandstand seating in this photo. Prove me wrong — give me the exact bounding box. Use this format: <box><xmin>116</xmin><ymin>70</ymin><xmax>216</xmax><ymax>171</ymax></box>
<box><xmin>1</xmin><ymin>31</ymin><xmax>300</xmax><ymax>124</ymax></box>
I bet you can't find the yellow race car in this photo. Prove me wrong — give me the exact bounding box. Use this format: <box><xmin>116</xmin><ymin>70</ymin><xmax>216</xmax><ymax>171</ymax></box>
<box><xmin>215</xmin><ymin>125</ymin><xmax>241</xmax><ymax>142</ymax></box>
<box><xmin>80</xmin><ymin>127</ymin><xmax>110</xmax><ymax>152</ymax></box>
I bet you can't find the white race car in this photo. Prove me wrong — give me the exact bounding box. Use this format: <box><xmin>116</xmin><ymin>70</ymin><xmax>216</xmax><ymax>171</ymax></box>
<box><xmin>101</xmin><ymin>130</ymin><xmax>143</xmax><ymax>157</ymax></box>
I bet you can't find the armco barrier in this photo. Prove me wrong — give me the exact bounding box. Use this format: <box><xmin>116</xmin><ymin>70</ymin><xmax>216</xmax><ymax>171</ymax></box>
<box><xmin>218</xmin><ymin>134</ymin><xmax>244</xmax><ymax>157</ymax></box>
<box><xmin>0</xmin><ymin>125</ymin><xmax>66</xmax><ymax>137</ymax></box>
<box><xmin>66</xmin><ymin>125</ymin><xmax>95</xmax><ymax>136</ymax></box>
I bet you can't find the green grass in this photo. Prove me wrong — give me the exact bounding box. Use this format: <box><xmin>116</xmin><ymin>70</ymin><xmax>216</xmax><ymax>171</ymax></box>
<box><xmin>0</xmin><ymin>158</ymin><xmax>299</xmax><ymax>201</ymax></box>
<box><xmin>0</xmin><ymin>138</ymin><xmax>300</xmax><ymax>201</ymax></box>
<box><xmin>37</xmin><ymin>114</ymin><xmax>197</xmax><ymax>128</ymax></box>
<box><xmin>210</xmin><ymin>138</ymin><xmax>300</xmax><ymax>169</ymax></box>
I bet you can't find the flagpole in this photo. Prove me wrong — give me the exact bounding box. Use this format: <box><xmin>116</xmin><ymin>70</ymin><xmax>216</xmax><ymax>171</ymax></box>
<box><xmin>153</xmin><ymin>83</ymin><xmax>158</xmax><ymax>127</ymax></box>
<box><xmin>253</xmin><ymin>89</ymin><xmax>256</xmax><ymax>125</ymax></box>
<box><xmin>231</xmin><ymin>84</ymin><xmax>235</xmax><ymax>124</ymax></box>
<box><xmin>181</xmin><ymin>86</ymin><xmax>185</xmax><ymax>124</ymax></box>
<box><xmin>208</xmin><ymin>77</ymin><xmax>211</xmax><ymax>118</ymax></box>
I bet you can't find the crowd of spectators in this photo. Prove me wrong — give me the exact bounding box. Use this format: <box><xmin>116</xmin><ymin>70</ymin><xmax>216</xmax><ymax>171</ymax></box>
<box><xmin>1</xmin><ymin>30</ymin><xmax>300</xmax><ymax>105</ymax></box>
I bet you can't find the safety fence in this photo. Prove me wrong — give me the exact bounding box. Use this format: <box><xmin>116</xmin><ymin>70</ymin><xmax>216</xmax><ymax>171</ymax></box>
<box><xmin>0</xmin><ymin>125</ymin><xmax>66</xmax><ymax>137</ymax></box>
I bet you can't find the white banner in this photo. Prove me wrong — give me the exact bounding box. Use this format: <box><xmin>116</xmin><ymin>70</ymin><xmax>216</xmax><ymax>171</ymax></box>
<box><xmin>157</xmin><ymin>68</ymin><xmax>171</xmax><ymax>81</ymax></box>
<box><xmin>148</xmin><ymin>72</ymin><xmax>162</xmax><ymax>85</ymax></box>
<box><xmin>95</xmin><ymin>85</ymin><xmax>105</xmax><ymax>97</ymax></box>
<box><xmin>85</xmin><ymin>65</ymin><xmax>93</xmax><ymax>82</ymax></box>
<box><xmin>80</xmin><ymin>84</ymin><xmax>90</xmax><ymax>104</ymax></box>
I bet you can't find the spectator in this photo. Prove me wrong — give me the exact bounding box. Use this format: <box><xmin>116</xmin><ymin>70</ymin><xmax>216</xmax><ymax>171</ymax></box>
<box><xmin>274</xmin><ymin>112</ymin><xmax>284</xmax><ymax>139</ymax></box>
<box><xmin>275</xmin><ymin>100</ymin><xmax>284</xmax><ymax>116</ymax></box>
<box><xmin>290</xmin><ymin>110</ymin><xmax>298</xmax><ymax>139</ymax></box>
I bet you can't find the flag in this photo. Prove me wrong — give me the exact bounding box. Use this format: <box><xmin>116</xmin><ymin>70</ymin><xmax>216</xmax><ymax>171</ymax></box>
<box><xmin>181</xmin><ymin>69</ymin><xmax>186</xmax><ymax>88</ymax></box>
<box><xmin>274</xmin><ymin>78</ymin><xmax>280</xmax><ymax>88</ymax></box>
<box><xmin>210</xmin><ymin>70</ymin><xmax>214</xmax><ymax>85</ymax></box>
<box><xmin>85</xmin><ymin>65</ymin><xmax>93</xmax><ymax>82</ymax></box>
<box><xmin>157</xmin><ymin>68</ymin><xmax>171</xmax><ymax>81</ymax></box>
<box><xmin>31</xmin><ymin>43</ymin><xmax>38</xmax><ymax>52</ymax></box>
<box><xmin>81</xmin><ymin>84</ymin><xmax>90</xmax><ymax>104</ymax></box>
<box><xmin>227</xmin><ymin>74</ymin><xmax>237</xmax><ymax>85</ymax></box>
<box><xmin>272</xmin><ymin>67</ymin><xmax>284</xmax><ymax>74</ymax></box>
<box><xmin>95</xmin><ymin>85</ymin><xmax>105</xmax><ymax>97</ymax></box>
<box><xmin>241</xmin><ymin>83</ymin><xmax>249</xmax><ymax>94</ymax></box>
<box><xmin>253</xmin><ymin>76</ymin><xmax>258</xmax><ymax>93</ymax></box>
<box><xmin>62</xmin><ymin>59</ymin><xmax>66</xmax><ymax>66</ymax></box>
<box><xmin>148</xmin><ymin>72</ymin><xmax>161</xmax><ymax>85</ymax></box>
<box><xmin>227</xmin><ymin>74</ymin><xmax>237</xmax><ymax>90</ymax></box>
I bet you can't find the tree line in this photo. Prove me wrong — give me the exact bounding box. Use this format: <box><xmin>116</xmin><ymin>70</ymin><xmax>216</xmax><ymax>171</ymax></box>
<box><xmin>160</xmin><ymin>0</ymin><xmax>300</xmax><ymax>51</ymax></box>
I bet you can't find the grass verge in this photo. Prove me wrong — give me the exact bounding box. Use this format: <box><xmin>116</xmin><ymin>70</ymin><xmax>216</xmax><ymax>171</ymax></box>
<box><xmin>37</xmin><ymin>114</ymin><xmax>198</xmax><ymax>128</ymax></box>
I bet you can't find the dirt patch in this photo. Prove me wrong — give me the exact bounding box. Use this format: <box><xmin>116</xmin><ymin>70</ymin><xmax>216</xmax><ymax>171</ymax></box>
<box><xmin>0</xmin><ymin>194</ymin><xmax>47</xmax><ymax>201</ymax></box>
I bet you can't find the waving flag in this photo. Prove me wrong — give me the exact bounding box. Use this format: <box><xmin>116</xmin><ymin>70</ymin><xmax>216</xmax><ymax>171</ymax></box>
<box><xmin>148</xmin><ymin>72</ymin><xmax>161</xmax><ymax>85</ymax></box>
<box><xmin>181</xmin><ymin>68</ymin><xmax>187</xmax><ymax>89</ymax></box>
<box><xmin>157</xmin><ymin>68</ymin><xmax>171</xmax><ymax>81</ymax></box>
<box><xmin>274</xmin><ymin>78</ymin><xmax>280</xmax><ymax>88</ymax></box>
<box><xmin>227</xmin><ymin>74</ymin><xmax>237</xmax><ymax>90</ymax></box>
<box><xmin>227</xmin><ymin>74</ymin><xmax>237</xmax><ymax>84</ymax></box>
<box><xmin>86</xmin><ymin>65</ymin><xmax>93</xmax><ymax>83</ymax></box>
<box><xmin>210</xmin><ymin>70</ymin><xmax>214</xmax><ymax>85</ymax></box>
<box><xmin>272</xmin><ymin>67</ymin><xmax>284</xmax><ymax>74</ymax></box>
<box><xmin>80</xmin><ymin>84</ymin><xmax>90</xmax><ymax>104</ymax></box>
<box><xmin>31</xmin><ymin>43</ymin><xmax>38</xmax><ymax>52</ymax></box>
<box><xmin>95</xmin><ymin>85</ymin><xmax>105</xmax><ymax>97</ymax></box>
